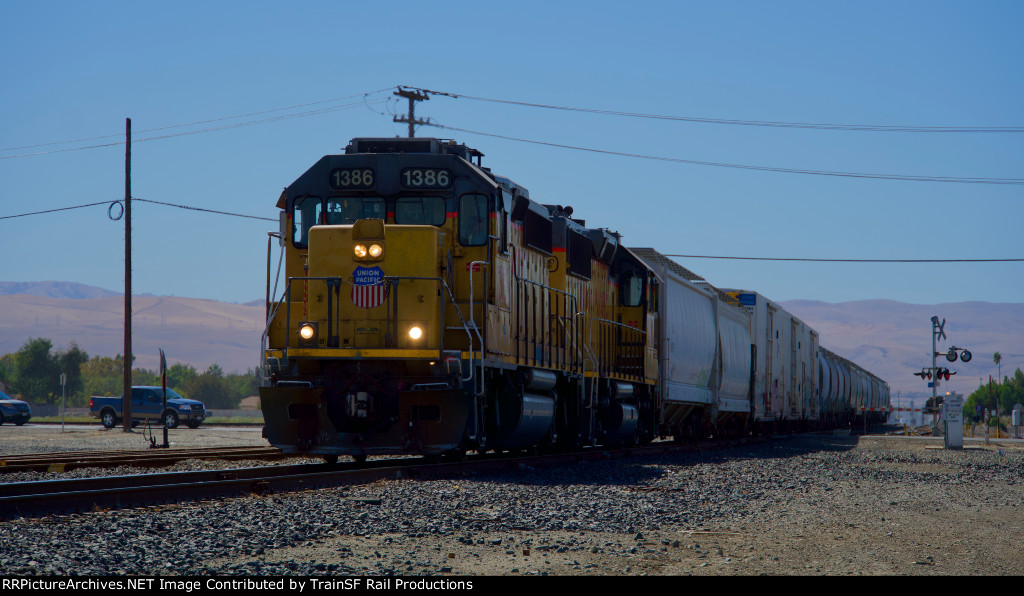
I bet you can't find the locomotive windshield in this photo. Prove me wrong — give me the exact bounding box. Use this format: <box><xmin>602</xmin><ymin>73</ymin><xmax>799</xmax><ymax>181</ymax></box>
<box><xmin>395</xmin><ymin>196</ymin><xmax>446</xmax><ymax>225</ymax></box>
<box><xmin>326</xmin><ymin>197</ymin><xmax>385</xmax><ymax>225</ymax></box>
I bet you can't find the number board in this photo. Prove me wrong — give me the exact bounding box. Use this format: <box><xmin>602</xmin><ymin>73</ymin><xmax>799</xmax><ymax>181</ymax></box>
<box><xmin>330</xmin><ymin>168</ymin><xmax>375</xmax><ymax>189</ymax></box>
<box><xmin>401</xmin><ymin>168</ymin><xmax>452</xmax><ymax>188</ymax></box>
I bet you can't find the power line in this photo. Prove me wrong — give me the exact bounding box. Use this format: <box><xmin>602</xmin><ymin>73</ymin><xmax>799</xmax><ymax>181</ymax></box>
<box><xmin>429</xmin><ymin>122</ymin><xmax>1024</xmax><ymax>185</ymax></box>
<box><xmin>0</xmin><ymin>201</ymin><xmax>114</xmax><ymax>220</ymax></box>
<box><xmin>4</xmin><ymin>199</ymin><xmax>1019</xmax><ymax>263</ymax></box>
<box><xmin>0</xmin><ymin>198</ymin><xmax>275</xmax><ymax>222</ymax></box>
<box><xmin>0</xmin><ymin>90</ymin><xmax>392</xmax><ymax>160</ymax></box>
<box><xmin>664</xmin><ymin>254</ymin><xmax>1024</xmax><ymax>263</ymax></box>
<box><xmin>404</xmin><ymin>85</ymin><xmax>1024</xmax><ymax>133</ymax></box>
<box><xmin>132</xmin><ymin>198</ymin><xmax>275</xmax><ymax>222</ymax></box>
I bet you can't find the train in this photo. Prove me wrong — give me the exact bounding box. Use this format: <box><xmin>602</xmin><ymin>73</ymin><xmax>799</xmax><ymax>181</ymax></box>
<box><xmin>259</xmin><ymin>136</ymin><xmax>890</xmax><ymax>462</ymax></box>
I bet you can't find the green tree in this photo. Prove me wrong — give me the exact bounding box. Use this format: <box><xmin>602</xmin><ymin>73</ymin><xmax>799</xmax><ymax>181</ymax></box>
<box><xmin>1001</xmin><ymin>368</ymin><xmax>1024</xmax><ymax>414</ymax></box>
<box><xmin>55</xmin><ymin>342</ymin><xmax>89</xmax><ymax>405</ymax></box>
<box><xmin>185</xmin><ymin>373</ymin><xmax>234</xmax><ymax>409</ymax></box>
<box><xmin>82</xmin><ymin>355</ymin><xmax>127</xmax><ymax>397</ymax></box>
<box><xmin>166</xmin><ymin>363</ymin><xmax>198</xmax><ymax>391</ymax></box>
<box><xmin>13</xmin><ymin>338</ymin><xmax>61</xmax><ymax>403</ymax></box>
<box><xmin>226</xmin><ymin>368</ymin><xmax>261</xmax><ymax>403</ymax></box>
<box><xmin>0</xmin><ymin>353</ymin><xmax>15</xmax><ymax>390</ymax></box>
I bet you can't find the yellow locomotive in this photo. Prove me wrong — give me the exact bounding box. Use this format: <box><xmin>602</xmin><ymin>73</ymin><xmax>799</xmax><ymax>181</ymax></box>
<box><xmin>261</xmin><ymin>137</ymin><xmax>660</xmax><ymax>462</ymax></box>
<box><xmin>260</xmin><ymin>136</ymin><xmax>889</xmax><ymax>462</ymax></box>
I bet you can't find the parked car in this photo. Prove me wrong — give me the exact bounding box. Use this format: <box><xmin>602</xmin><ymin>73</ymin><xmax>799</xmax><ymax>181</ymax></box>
<box><xmin>89</xmin><ymin>386</ymin><xmax>206</xmax><ymax>429</ymax></box>
<box><xmin>0</xmin><ymin>390</ymin><xmax>32</xmax><ymax>426</ymax></box>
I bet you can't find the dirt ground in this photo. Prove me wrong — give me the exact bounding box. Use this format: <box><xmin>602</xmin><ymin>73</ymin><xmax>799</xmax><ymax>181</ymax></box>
<box><xmin>207</xmin><ymin>434</ymin><xmax>1024</xmax><ymax>576</ymax></box>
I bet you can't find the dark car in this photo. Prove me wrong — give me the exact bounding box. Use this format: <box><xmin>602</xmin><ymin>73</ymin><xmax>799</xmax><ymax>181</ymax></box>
<box><xmin>0</xmin><ymin>390</ymin><xmax>32</xmax><ymax>426</ymax></box>
<box><xmin>89</xmin><ymin>386</ymin><xmax>206</xmax><ymax>429</ymax></box>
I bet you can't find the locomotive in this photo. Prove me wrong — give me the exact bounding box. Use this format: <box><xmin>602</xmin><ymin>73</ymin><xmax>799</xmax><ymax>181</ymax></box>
<box><xmin>259</xmin><ymin>136</ymin><xmax>889</xmax><ymax>462</ymax></box>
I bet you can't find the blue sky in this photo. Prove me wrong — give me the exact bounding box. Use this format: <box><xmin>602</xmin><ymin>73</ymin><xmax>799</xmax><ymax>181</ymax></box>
<box><xmin>2</xmin><ymin>1</ymin><xmax>1021</xmax><ymax>305</ymax></box>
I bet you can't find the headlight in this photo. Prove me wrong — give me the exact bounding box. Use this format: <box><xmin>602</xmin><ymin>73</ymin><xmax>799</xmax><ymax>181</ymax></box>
<box><xmin>354</xmin><ymin>244</ymin><xmax>367</xmax><ymax>258</ymax></box>
<box><xmin>179</xmin><ymin>405</ymin><xmax>191</xmax><ymax>411</ymax></box>
<box><xmin>368</xmin><ymin>243</ymin><xmax>383</xmax><ymax>258</ymax></box>
<box><xmin>299</xmin><ymin>323</ymin><xmax>317</xmax><ymax>341</ymax></box>
<box><xmin>408</xmin><ymin>326</ymin><xmax>423</xmax><ymax>340</ymax></box>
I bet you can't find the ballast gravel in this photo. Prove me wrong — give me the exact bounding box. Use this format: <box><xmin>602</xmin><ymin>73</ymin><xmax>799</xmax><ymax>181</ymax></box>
<box><xmin>0</xmin><ymin>426</ymin><xmax>1022</xmax><ymax>576</ymax></box>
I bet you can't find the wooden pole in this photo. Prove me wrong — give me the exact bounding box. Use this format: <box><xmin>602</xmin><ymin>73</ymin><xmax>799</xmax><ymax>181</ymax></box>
<box><xmin>123</xmin><ymin>118</ymin><xmax>132</xmax><ymax>432</ymax></box>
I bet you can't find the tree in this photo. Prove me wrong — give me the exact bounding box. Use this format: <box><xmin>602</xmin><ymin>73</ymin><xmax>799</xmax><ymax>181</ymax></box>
<box><xmin>226</xmin><ymin>368</ymin><xmax>261</xmax><ymax>402</ymax></box>
<box><xmin>166</xmin><ymin>363</ymin><xmax>198</xmax><ymax>391</ymax></box>
<box><xmin>185</xmin><ymin>373</ymin><xmax>233</xmax><ymax>409</ymax></box>
<box><xmin>13</xmin><ymin>338</ymin><xmax>61</xmax><ymax>403</ymax></box>
<box><xmin>55</xmin><ymin>342</ymin><xmax>89</xmax><ymax>405</ymax></box>
<box><xmin>1001</xmin><ymin>368</ymin><xmax>1024</xmax><ymax>414</ymax></box>
<box><xmin>0</xmin><ymin>353</ymin><xmax>15</xmax><ymax>390</ymax></box>
<box><xmin>82</xmin><ymin>355</ymin><xmax>128</xmax><ymax>398</ymax></box>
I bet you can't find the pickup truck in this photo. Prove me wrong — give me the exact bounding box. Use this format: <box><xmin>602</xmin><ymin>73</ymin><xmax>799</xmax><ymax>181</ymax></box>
<box><xmin>89</xmin><ymin>386</ymin><xmax>206</xmax><ymax>429</ymax></box>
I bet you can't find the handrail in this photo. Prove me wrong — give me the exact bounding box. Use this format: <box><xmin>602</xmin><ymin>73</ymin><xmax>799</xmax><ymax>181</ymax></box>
<box><xmin>590</xmin><ymin>317</ymin><xmax>646</xmax><ymax>379</ymax></box>
<box><xmin>512</xmin><ymin>274</ymin><xmax>582</xmax><ymax>371</ymax></box>
<box><xmin>467</xmin><ymin>261</ymin><xmax>488</xmax><ymax>396</ymax></box>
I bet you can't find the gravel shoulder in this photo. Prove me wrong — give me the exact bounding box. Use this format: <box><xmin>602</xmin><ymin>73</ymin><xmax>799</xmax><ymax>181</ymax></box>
<box><xmin>1</xmin><ymin>425</ymin><xmax>1021</xmax><ymax>576</ymax></box>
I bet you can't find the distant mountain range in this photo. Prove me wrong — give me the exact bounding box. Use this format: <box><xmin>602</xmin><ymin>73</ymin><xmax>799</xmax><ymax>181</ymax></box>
<box><xmin>0</xmin><ymin>282</ymin><xmax>264</xmax><ymax>374</ymax></box>
<box><xmin>1</xmin><ymin>282</ymin><xmax>1020</xmax><ymax>405</ymax></box>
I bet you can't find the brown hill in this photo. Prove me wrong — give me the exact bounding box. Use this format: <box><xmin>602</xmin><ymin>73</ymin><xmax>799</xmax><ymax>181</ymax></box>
<box><xmin>0</xmin><ymin>294</ymin><xmax>264</xmax><ymax>374</ymax></box>
<box><xmin>1</xmin><ymin>284</ymin><xmax>1019</xmax><ymax>406</ymax></box>
<box><xmin>781</xmin><ymin>300</ymin><xmax>1024</xmax><ymax>407</ymax></box>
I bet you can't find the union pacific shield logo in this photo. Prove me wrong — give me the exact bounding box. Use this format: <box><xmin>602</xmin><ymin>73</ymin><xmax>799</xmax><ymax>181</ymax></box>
<box><xmin>352</xmin><ymin>266</ymin><xmax>387</xmax><ymax>308</ymax></box>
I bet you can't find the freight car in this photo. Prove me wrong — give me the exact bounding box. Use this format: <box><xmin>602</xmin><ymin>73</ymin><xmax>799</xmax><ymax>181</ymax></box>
<box><xmin>259</xmin><ymin>136</ymin><xmax>889</xmax><ymax>461</ymax></box>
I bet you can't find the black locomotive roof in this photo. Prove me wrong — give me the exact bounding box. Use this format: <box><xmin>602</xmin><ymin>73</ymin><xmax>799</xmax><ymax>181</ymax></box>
<box><xmin>345</xmin><ymin>137</ymin><xmax>483</xmax><ymax>162</ymax></box>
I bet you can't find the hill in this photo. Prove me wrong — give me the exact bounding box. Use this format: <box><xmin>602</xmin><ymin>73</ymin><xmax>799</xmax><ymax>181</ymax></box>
<box><xmin>781</xmin><ymin>299</ymin><xmax>1024</xmax><ymax>407</ymax></box>
<box><xmin>0</xmin><ymin>287</ymin><xmax>264</xmax><ymax>374</ymax></box>
<box><xmin>1</xmin><ymin>282</ymin><xmax>1019</xmax><ymax>403</ymax></box>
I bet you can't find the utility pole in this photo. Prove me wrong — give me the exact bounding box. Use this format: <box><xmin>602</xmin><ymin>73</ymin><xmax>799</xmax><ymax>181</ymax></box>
<box><xmin>123</xmin><ymin>118</ymin><xmax>132</xmax><ymax>432</ymax></box>
<box><xmin>393</xmin><ymin>87</ymin><xmax>430</xmax><ymax>137</ymax></box>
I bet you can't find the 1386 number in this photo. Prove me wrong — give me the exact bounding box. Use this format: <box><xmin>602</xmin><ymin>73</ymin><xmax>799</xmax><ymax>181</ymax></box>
<box><xmin>401</xmin><ymin>168</ymin><xmax>451</xmax><ymax>188</ymax></box>
<box><xmin>330</xmin><ymin>168</ymin><xmax>374</xmax><ymax>189</ymax></box>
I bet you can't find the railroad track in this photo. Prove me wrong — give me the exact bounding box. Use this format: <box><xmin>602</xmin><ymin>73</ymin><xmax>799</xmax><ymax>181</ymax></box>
<box><xmin>0</xmin><ymin>437</ymin><xmax>769</xmax><ymax>521</ymax></box>
<box><xmin>0</xmin><ymin>446</ymin><xmax>289</xmax><ymax>474</ymax></box>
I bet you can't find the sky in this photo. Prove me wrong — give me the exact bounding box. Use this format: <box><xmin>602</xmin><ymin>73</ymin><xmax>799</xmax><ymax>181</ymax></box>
<box><xmin>1</xmin><ymin>1</ymin><xmax>1021</xmax><ymax>307</ymax></box>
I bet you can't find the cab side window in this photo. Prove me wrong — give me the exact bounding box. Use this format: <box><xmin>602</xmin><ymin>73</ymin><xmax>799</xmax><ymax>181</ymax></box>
<box><xmin>292</xmin><ymin>196</ymin><xmax>322</xmax><ymax>248</ymax></box>
<box><xmin>459</xmin><ymin>193</ymin><xmax>489</xmax><ymax>246</ymax></box>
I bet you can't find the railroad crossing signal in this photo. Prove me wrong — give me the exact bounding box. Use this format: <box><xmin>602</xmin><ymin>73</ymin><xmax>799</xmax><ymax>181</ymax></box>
<box><xmin>944</xmin><ymin>346</ymin><xmax>972</xmax><ymax>362</ymax></box>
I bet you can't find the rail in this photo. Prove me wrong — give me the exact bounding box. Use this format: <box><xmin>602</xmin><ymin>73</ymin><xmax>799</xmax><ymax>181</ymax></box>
<box><xmin>590</xmin><ymin>317</ymin><xmax>646</xmax><ymax>380</ymax></box>
<box><xmin>512</xmin><ymin>275</ymin><xmax>584</xmax><ymax>373</ymax></box>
